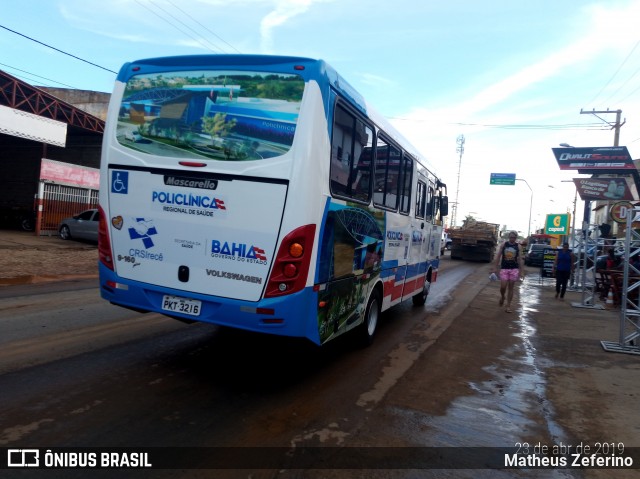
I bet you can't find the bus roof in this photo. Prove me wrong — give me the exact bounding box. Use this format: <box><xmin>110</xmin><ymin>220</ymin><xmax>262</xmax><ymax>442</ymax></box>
<box><xmin>116</xmin><ymin>54</ymin><xmax>440</xmax><ymax>182</ymax></box>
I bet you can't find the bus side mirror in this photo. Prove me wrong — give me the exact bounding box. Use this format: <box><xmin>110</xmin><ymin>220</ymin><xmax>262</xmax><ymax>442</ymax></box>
<box><xmin>440</xmin><ymin>196</ymin><xmax>449</xmax><ymax>218</ymax></box>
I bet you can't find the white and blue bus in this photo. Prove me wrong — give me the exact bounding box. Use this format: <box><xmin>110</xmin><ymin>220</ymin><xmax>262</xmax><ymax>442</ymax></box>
<box><xmin>98</xmin><ymin>55</ymin><xmax>448</xmax><ymax>345</ymax></box>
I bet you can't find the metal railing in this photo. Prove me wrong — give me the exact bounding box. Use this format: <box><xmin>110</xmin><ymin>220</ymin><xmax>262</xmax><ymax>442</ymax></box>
<box><xmin>37</xmin><ymin>182</ymin><xmax>98</xmax><ymax>235</ymax></box>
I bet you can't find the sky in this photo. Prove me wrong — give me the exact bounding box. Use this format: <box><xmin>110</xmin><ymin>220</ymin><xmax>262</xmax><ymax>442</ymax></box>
<box><xmin>2</xmin><ymin>0</ymin><xmax>640</xmax><ymax>237</ymax></box>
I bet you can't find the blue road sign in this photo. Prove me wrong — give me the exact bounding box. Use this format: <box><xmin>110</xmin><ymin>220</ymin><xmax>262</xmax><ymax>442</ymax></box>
<box><xmin>490</xmin><ymin>173</ymin><xmax>516</xmax><ymax>185</ymax></box>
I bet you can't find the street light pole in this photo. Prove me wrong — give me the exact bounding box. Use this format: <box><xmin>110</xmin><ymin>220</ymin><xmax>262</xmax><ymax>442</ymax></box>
<box><xmin>516</xmin><ymin>178</ymin><xmax>533</xmax><ymax>238</ymax></box>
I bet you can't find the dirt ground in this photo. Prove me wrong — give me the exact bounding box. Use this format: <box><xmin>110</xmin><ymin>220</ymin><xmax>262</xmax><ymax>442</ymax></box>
<box><xmin>0</xmin><ymin>237</ymin><xmax>98</xmax><ymax>283</ymax></box>
<box><xmin>1</xmin><ymin>232</ymin><xmax>639</xmax><ymax>475</ymax></box>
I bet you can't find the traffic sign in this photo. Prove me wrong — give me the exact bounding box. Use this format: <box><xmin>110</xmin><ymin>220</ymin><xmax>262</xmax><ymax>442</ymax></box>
<box><xmin>490</xmin><ymin>173</ymin><xmax>516</xmax><ymax>185</ymax></box>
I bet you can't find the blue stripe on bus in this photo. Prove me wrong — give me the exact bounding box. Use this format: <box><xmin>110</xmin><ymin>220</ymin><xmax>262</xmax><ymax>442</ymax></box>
<box><xmin>100</xmin><ymin>264</ymin><xmax>323</xmax><ymax>345</ymax></box>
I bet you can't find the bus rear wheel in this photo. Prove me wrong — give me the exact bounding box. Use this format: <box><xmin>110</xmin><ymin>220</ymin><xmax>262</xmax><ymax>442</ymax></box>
<box><xmin>358</xmin><ymin>290</ymin><xmax>381</xmax><ymax>346</ymax></box>
<box><xmin>412</xmin><ymin>279</ymin><xmax>431</xmax><ymax>306</ymax></box>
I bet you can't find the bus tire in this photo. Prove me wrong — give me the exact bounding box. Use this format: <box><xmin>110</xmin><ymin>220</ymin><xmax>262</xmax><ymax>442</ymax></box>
<box><xmin>412</xmin><ymin>278</ymin><xmax>431</xmax><ymax>306</ymax></box>
<box><xmin>358</xmin><ymin>289</ymin><xmax>381</xmax><ymax>346</ymax></box>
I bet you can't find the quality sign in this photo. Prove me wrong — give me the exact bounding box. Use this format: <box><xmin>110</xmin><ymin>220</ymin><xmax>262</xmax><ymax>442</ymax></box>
<box><xmin>545</xmin><ymin>214</ymin><xmax>570</xmax><ymax>235</ymax></box>
<box><xmin>551</xmin><ymin>146</ymin><xmax>635</xmax><ymax>173</ymax></box>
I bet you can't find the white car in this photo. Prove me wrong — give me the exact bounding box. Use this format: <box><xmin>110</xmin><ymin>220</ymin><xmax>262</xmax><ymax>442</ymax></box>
<box><xmin>124</xmin><ymin>130</ymin><xmax>142</xmax><ymax>142</ymax></box>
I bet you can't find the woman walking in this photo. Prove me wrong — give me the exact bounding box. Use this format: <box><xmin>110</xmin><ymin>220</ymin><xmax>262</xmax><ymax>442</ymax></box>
<box><xmin>492</xmin><ymin>231</ymin><xmax>523</xmax><ymax>313</ymax></box>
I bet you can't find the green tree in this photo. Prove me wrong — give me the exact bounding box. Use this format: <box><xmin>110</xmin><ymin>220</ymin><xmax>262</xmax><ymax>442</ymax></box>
<box><xmin>201</xmin><ymin>113</ymin><xmax>237</xmax><ymax>146</ymax></box>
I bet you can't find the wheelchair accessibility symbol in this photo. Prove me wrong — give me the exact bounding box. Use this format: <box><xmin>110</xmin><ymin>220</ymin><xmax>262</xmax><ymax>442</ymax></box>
<box><xmin>111</xmin><ymin>171</ymin><xmax>129</xmax><ymax>194</ymax></box>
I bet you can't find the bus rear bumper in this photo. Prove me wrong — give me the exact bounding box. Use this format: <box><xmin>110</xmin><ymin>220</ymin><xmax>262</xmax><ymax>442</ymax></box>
<box><xmin>99</xmin><ymin>265</ymin><xmax>321</xmax><ymax>344</ymax></box>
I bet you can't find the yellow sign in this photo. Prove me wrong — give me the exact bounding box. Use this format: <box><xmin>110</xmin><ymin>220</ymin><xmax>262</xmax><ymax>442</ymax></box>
<box><xmin>610</xmin><ymin>201</ymin><xmax>634</xmax><ymax>224</ymax></box>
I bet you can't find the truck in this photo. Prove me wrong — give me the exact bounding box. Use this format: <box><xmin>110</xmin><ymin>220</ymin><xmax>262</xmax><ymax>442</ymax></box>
<box><xmin>449</xmin><ymin>219</ymin><xmax>500</xmax><ymax>262</ymax></box>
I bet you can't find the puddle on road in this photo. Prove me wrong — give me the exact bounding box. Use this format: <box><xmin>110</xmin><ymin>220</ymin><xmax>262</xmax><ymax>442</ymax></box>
<box><xmin>401</xmin><ymin>275</ymin><xmax>571</xmax><ymax>454</ymax></box>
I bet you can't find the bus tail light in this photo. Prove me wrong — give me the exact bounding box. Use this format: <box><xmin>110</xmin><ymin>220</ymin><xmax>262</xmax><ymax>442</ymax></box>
<box><xmin>264</xmin><ymin>224</ymin><xmax>316</xmax><ymax>298</ymax></box>
<box><xmin>283</xmin><ymin>263</ymin><xmax>297</xmax><ymax>278</ymax></box>
<box><xmin>98</xmin><ymin>205</ymin><xmax>114</xmax><ymax>271</ymax></box>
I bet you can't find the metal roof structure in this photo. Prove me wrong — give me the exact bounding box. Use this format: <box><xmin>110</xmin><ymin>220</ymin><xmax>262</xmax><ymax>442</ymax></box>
<box><xmin>0</xmin><ymin>69</ymin><xmax>104</xmax><ymax>134</ymax></box>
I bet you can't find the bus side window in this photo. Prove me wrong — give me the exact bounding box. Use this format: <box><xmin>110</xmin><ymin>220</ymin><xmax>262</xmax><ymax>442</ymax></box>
<box><xmin>432</xmin><ymin>195</ymin><xmax>441</xmax><ymax>219</ymax></box>
<box><xmin>373</xmin><ymin>135</ymin><xmax>400</xmax><ymax>210</ymax></box>
<box><xmin>415</xmin><ymin>180</ymin><xmax>426</xmax><ymax>219</ymax></box>
<box><xmin>399</xmin><ymin>155</ymin><xmax>413</xmax><ymax>214</ymax></box>
<box><xmin>330</xmin><ymin>104</ymin><xmax>372</xmax><ymax>203</ymax></box>
<box><xmin>425</xmin><ymin>185</ymin><xmax>435</xmax><ymax>220</ymax></box>
<box><xmin>373</xmin><ymin>136</ymin><xmax>387</xmax><ymax>206</ymax></box>
<box><xmin>353</xmin><ymin>119</ymin><xmax>373</xmax><ymax>202</ymax></box>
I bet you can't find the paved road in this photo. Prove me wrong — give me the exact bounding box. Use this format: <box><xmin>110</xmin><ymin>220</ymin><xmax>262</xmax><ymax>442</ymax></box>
<box><xmin>0</xmin><ymin>256</ymin><xmax>495</xmax><ymax>475</ymax></box>
<box><xmin>2</xmin><ymin>254</ymin><xmax>639</xmax><ymax>478</ymax></box>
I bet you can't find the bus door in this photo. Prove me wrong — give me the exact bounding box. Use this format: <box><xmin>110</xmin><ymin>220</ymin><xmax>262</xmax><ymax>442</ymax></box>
<box><xmin>383</xmin><ymin>213</ymin><xmax>409</xmax><ymax>308</ymax></box>
<box><xmin>403</xmin><ymin>173</ymin><xmax>430</xmax><ymax>301</ymax></box>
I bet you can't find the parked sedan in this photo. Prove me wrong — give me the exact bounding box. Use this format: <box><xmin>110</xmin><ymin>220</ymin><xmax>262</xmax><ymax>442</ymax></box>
<box><xmin>524</xmin><ymin>244</ymin><xmax>549</xmax><ymax>267</ymax></box>
<box><xmin>58</xmin><ymin>208</ymin><xmax>100</xmax><ymax>242</ymax></box>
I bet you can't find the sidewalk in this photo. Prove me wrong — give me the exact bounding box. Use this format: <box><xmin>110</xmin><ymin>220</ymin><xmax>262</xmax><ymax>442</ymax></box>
<box><xmin>0</xmin><ymin>229</ymin><xmax>98</xmax><ymax>284</ymax></box>
<box><xmin>512</xmin><ymin>272</ymin><xmax>640</xmax><ymax>471</ymax></box>
<box><xmin>0</xmin><ymin>228</ymin><xmax>95</xmax><ymax>250</ymax></box>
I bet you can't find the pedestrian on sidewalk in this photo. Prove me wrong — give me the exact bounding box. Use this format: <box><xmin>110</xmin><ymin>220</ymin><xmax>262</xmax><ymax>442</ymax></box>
<box><xmin>492</xmin><ymin>231</ymin><xmax>523</xmax><ymax>313</ymax></box>
<box><xmin>553</xmin><ymin>242</ymin><xmax>575</xmax><ymax>300</ymax></box>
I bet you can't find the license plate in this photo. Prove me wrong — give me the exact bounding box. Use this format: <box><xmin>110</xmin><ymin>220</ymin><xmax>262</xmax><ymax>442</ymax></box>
<box><xmin>161</xmin><ymin>295</ymin><xmax>202</xmax><ymax>316</ymax></box>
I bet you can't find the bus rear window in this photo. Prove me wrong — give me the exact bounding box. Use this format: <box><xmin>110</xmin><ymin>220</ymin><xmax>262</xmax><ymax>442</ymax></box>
<box><xmin>116</xmin><ymin>69</ymin><xmax>304</xmax><ymax>161</ymax></box>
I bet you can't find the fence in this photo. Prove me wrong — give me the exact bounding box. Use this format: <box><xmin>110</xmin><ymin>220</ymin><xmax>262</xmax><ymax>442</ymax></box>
<box><xmin>38</xmin><ymin>182</ymin><xmax>99</xmax><ymax>235</ymax></box>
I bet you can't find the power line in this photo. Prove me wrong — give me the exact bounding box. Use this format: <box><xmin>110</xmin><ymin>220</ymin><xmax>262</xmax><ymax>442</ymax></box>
<box><xmin>164</xmin><ymin>0</ymin><xmax>241</xmax><ymax>53</ymax></box>
<box><xmin>614</xmin><ymin>80</ymin><xmax>640</xmax><ymax>104</ymax></box>
<box><xmin>144</xmin><ymin>0</ymin><xmax>226</xmax><ymax>53</ymax></box>
<box><xmin>450</xmin><ymin>122</ymin><xmax>607</xmax><ymax>130</ymax></box>
<box><xmin>580</xmin><ymin>108</ymin><xmax>624</xmax><ymax>146</ymax></box>
<box><xmin>0</xmin><ymin>24</ymin><xmax>117</xmax><ymax>74</ymax></box>
<box><xmin>133</xmin><ymin>0</ymin><xmax>225</xmax><ymax>53</ymax></box>
<box><xmin>588</xmin><ymin>38</ymin><xmax>640</xmax><ymax>106</ymax></box>
<box><xmin>0</xmin><ymin>62</ymin><xmax>79</xmax><ymax>89</ymax></box>
<box><xmin>600</xmin><ymin>63</ymin><xmax>640</xmax><ymax>106</ymax></box>
<box><xmin>388</xmin><ymin>117</ymin><xmax>608</xmax><ymax>130</ymax></box>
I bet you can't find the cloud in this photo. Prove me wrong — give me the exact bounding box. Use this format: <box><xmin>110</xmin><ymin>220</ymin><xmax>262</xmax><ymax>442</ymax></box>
<box><xmin>58</xmin><ymin>1</ymin><xmax>167</xmax><ymax>44</ymax></box>
<box><xmin>389</xmin><ymin>1</ymin><xmax>640</xmax><ymax>232</ymax></box>
<box><xmin>259</xmin><ymin>0</ymin><xmax>333</xmax><ymax>53</ymax></box>
<box><xmin>395</xmin><ymin>0</ymin><xmax>640</xmax><ymax>155</ymax></box>
<box><xmin>479</xmin><ymin>2</ymin><xmax>638</xmax><ymax>115</ymax></box>
<box><xmin>400</xmin><ymin>0</ymin><xmax>640</xmax><ymax>128</ymax></box>
<box><xmin>358</xmin><ymin>72</ymin><xmax>395</xmax><ymax>88</ymax></box>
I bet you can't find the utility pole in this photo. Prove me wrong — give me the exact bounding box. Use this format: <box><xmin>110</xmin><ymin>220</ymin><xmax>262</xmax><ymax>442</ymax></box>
<box><xmin>451</xmin><ymin>134</ymin><xmax>465</xmax><ymax>227</ymax></box>
<box><xmin>580</xmin><ymin>109</ymin><xmax>625</xmax><ymax>146</ymax></box>
<box><xmin>579</xmin><ymin>109</ymin><xmax>625</xmax><ymax>233</ymax></box>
